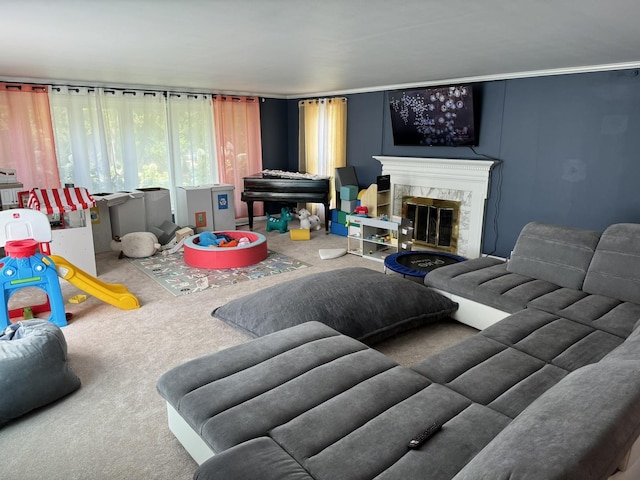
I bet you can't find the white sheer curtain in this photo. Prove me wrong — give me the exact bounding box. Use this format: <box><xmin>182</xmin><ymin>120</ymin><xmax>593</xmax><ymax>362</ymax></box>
<box><xmin>100</xmin><ymin>89</ymin><xmax>168</xmax><ymax>191</ymax></box>
<box><xmin>167</xmin><ymin>92</ymin><xmax>218</xmax><ymax>204</ymax></box>
<box><xmin>50</xmin><ymin>87</ymin><xmax>217</xmax><ymax>203</ymax></box>
<box><xmin>59</xmin><ymin>87</ymin><xmax>106</xmax><ymax>189</ymax></box>
<box><xmin>50</xmin><ymin>87</ymin><xmax>165</xmax><ymax>192</ymax></box>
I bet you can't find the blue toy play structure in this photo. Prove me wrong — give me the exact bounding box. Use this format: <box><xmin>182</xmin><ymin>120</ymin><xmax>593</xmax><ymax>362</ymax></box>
<box><xmin>0</xmin><ymin>210</ymin><xmax>67</xmax><ymax>329</ymax></box>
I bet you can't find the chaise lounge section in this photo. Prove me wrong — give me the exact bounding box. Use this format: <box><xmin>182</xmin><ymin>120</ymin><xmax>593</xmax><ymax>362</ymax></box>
<box><xmin>426</xmin><ymin>222</ymin><xmax>640</xmax><ymax>333</ymax></box>
<box><xmin>157</xmin><ymin>221</ymin><xmax>640</xmax><ymax>480</ymax></box>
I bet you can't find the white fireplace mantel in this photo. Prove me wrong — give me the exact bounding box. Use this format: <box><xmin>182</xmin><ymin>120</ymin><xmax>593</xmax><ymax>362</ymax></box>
<box><xmin>373</xmin><ymin>156</ymin><xmax>498</xmax><ymax>258</ymax></box>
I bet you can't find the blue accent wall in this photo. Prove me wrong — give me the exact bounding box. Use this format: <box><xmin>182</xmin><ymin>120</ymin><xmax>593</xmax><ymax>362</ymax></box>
<box><xmin>259</xmin><ymin>98</ymin><xmax>289</xmax><ymax>170</ymax></box>
<box><xmin>487</xmin><ymin>71</ymin><xmax>640</xmax><ymax>256</ymax></box>
<box><xmin>273</xmin><ymin>69</ymin><xmax>640</xmax><ymax>257</ymax></box>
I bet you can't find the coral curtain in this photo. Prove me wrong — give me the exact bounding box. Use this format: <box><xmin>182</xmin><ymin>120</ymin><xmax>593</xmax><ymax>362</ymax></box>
<box><xmin>298</xmin><ymin>97</ymin><xmax>347</xmax><ymax>216</ymax></box>
<box><xmin>0</xmin><ymin>83</ymin><xmax>60</xmax><ymax>189</ymax></box>
<box><xmin>213</xmin><ymin>95</ymin><xmax>263</xmax><ymax>219</ymax></box>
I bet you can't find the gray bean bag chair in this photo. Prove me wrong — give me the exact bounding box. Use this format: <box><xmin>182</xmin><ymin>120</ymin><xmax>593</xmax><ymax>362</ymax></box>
<box><xmin>0</xmin><ymin>320</ymin><xmax>81</xmax><ymax>427</ymax></box>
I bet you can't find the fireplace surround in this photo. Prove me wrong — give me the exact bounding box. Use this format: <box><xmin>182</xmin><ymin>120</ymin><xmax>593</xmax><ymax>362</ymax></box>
<box><xmin>373</xmin><ymin>156</ymin><xmax>497</xmax><ymax>258</ymax></box>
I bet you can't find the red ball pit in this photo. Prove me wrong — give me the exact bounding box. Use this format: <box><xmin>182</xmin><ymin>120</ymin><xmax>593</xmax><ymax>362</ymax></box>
<box><xmin>183</xmin><ymin>231</ymin><xmax>268</xmax><ymax>269</ymax></box>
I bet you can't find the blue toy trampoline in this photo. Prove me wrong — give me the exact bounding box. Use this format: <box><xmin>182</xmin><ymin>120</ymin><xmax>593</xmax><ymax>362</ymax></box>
<box><xmin>384</xmin><ymin>251</ymin><xmax>466</xmax><ymax>279</ymax></box>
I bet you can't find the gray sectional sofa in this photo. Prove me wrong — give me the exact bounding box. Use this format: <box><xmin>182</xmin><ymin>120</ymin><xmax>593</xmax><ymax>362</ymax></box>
<box><xmin>157</xmin><ymin>221</ymin><xmax>640</xmax><ymax>480</ymax></box>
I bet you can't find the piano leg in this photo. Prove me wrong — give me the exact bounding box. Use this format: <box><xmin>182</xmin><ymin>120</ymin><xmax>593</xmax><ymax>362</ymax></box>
<box><xmin>324</xmin><ymin>202</ymin><xmax>330</xmax><ymax>234</ymax></box>
<box><xmin>247</xmin><ymin>201</ymin><xmax>255</xmax><ymax>230</ymax></box>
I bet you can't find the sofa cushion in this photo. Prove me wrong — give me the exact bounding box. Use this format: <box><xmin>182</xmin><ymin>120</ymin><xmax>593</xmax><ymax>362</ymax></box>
<box><xmin>371</xmin><ymin>403</ymin><xmax>511</xmax><ymax>480</ymax></box>
<box><xmin>157</xmin><ymin>321</ymin><xmax>342</xmax><ymax>408</ymax></box>
<box><xmin>506</xmin><ymin>221</ymin><xmax>601</xmax><ymax>290</ymax></box>
<box><xmin>425</xmin><ymin>255</ymin><xmax>505</xmax><ymax>291</ymax></box>
<box><xmin>413</xmin><ymin>332</ymin><xmax>566</xmax><ymax>420</ymax></box>
<box><xmin>269</xmin><ymin>366</ymin><xmax>433</xmax><ymax>463</ymax></box>
<box><xmin>414</xmin><ymin>308</ymin><xmax>626</xmax><ymax>420</ymax></box>
<box><xmin>194</xmin><ymin>437</ymin><xmax>315</xmax><ymax>480</ymax></box>
<box><xmin>529</xmin><ymin>290</ymin><xmax>640</xmax><ymax>338</ymax></box>
<box><xmin>426</xmin><ymin>257</ymin><xmax>560</xmax><ymax>314</ymax></box>
<box><xmin>194</xmin><ymin>387</ymin><xmax>512</xmax><ymax>480</ymax></box>
<box><xmin>212</xmin><ymin>267</ymin><xmax>458</xmax><ymax>344</ymax></box>
<box><xmin>452</xmin><ymin>361</ymin><xmax>640</xmax><ymax>480</ymax></box>
<box><xmin>473</xmin><ymin>274</ymin><xmax>559</xmax><ymax>313</ymax></box>
<box><xmin>583</xmin><ymin>223</ymin><xmax>640</xmax><ymax>304</ymax></box>
<box><xmin>276</xmin><ymin>382</ymin><xmax>509</xmax><ymax>480</ymax></box>
<box><xmin>157</xmin><ymin>322</ymin><xmax>406</xmax><ymax>453</ymax></box>
<box><xmin>481</xmin><ymin>309</ymin><xmax>624</xmax><ymax>370</ymax></box>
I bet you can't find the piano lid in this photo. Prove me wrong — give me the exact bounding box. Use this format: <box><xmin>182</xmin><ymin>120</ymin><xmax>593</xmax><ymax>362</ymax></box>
<box><xmin>259</xmin><ymin>169</ymin><xmax>331</xmax><ymax>180</ymax></box>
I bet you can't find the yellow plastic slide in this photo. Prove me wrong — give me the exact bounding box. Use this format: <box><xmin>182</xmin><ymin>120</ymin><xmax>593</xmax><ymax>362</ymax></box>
<box><xmin>47</xmin><ymin>255</ymin><xmax>140</xmax><ymax>310</ymax></box>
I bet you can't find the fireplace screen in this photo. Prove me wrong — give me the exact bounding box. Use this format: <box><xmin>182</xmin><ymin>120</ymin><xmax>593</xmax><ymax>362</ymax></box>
<box><xmin>403</xmin><ymin>197</ymin><xmax>460</xmax><ymax>253</ymax></box>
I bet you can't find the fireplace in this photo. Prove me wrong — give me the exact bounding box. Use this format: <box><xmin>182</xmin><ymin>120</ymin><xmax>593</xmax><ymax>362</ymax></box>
<box><xmin>373</xmin><ymin>156</ymin><xmax>497</xmax><ymax>258</ymax></box>
<box><xmin>403</xmin><ymin>196</ymin><xmax>460</xmax><ymax>253</ymax></box>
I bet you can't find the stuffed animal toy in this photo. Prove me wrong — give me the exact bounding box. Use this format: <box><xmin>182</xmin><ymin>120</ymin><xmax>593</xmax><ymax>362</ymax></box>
<box><xmin>198</xmin><ymin>231</ymin><xmax>223</xmax><ymax>247</ymax></box>
<box><xmin>296</xmin><ymin>208</ymin><xmax>312</xmax><ymax>230</ymax></box>
<box><xmin>218</xmin><ymin>239</ymin><xmax>239</xmax><ymax>248</ymax></box>
<box><xmin>266</xmin><ymin>208</ymin><xmax>294</xmax><ymax>233</ymax></box>
<box><xmin>296</xmin><ymin>208</ymin><xmax>322</xmax><ymax>231</ymax></box>
<box><xmin>199</xmin><ymin>231</ymin><xmax>239</xmax><ymax>247</ymax></box>
<box><xmin>111</xmin><ymin>232</ymin><xmax>161</xmax><ymax>258</ymax></box>
<box><xmin>308</xmin><ymin>214</ymin><xmax>321</xmax><ymax>231</ymax></box>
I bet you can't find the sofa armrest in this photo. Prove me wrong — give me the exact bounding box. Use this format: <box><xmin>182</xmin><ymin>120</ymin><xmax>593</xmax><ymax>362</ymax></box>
<box><xmin>194</xmin><ymin>437</ymin><xmax>314</xmax><ymax>480</ymax></box>
<box><xmin>452</xmin><ymin>361</ymin><xmax>640</xmax><ymax>480</ymax></box>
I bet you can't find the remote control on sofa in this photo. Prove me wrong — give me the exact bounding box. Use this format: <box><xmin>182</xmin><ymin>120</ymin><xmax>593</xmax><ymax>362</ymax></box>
<box><xmin>408</xmin><ymin>422</ymin><xmax>442</xmax><ymax>449</ymax></box>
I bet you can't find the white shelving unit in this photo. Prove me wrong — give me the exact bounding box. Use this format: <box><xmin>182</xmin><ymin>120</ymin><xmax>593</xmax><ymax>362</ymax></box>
<box><xmin>347</xmin><ymin>215</ymin><xmax>399</xmax><ymax>262</ymax></box>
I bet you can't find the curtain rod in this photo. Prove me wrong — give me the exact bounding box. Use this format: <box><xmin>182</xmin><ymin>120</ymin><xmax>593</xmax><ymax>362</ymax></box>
<box><xmin>298</xmin><ymin>97</ymin><xmax>348</xmax><ymax>105</ymax></box>
<box><xmin>0</xmin><ymin>83</ymin><xmax>47</xmax><ymax>92</ymax></box>
<box><xmin>5</xmin><ymin>79</ymin><xmax>266</xmax><ymax>101</ymax></box>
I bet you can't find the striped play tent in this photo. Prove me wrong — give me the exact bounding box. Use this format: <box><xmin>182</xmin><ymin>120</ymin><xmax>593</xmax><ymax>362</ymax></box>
<box><xmin>27</xmin><ymin>187</ymin><xmax>96</xmax><ymax>214</ymax></box>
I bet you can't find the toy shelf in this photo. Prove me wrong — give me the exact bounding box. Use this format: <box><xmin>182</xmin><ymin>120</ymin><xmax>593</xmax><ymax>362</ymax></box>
<box><xmin>347</xmin><ymin>215</ymin><xmax>399</xmax><ymax>262</ymax></box>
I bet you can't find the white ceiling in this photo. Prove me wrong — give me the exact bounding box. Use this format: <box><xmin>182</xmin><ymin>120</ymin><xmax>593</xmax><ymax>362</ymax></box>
<box><xmin>1</xmin><ymin>0</ymin><xmax>640</xmax><ymax>98</ymax></box>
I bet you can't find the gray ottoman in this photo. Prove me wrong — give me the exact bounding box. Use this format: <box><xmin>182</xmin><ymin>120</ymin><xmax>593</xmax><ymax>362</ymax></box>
<box><xmin>0</xmin><ymin>320</ymin><xmax>81</xmax><ymax>426</ymax></box>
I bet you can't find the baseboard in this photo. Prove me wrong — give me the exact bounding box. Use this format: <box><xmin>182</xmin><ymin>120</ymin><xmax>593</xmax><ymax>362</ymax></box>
<box><xmin>166</xmin><ymin>402</ymin><xmax>215</xmax><ymax>465</ymax></box>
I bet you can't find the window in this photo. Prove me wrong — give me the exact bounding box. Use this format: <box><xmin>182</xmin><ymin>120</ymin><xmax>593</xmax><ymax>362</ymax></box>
<box><xmin>50</xmin><ymin>87</ymin><xmax>218</xmax><ymax>208</ymax></box>
<box><xmin>167</xmin><ymin>92</ymin><xmax>217</xmax><ymax>203</ymax></box>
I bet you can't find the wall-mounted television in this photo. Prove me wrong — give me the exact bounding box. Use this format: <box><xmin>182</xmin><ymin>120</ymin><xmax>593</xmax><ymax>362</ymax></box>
<box><xmin>389</xmin><ymin>84</ymin><xmax>477</xmax><ymax>147</ymax></box>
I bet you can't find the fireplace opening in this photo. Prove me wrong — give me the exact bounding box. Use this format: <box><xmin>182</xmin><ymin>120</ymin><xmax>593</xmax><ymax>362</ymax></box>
<box><xmin>402</xmin><ymin>197</ymin><xmax>460</xmax><ymax>253</ymax></box>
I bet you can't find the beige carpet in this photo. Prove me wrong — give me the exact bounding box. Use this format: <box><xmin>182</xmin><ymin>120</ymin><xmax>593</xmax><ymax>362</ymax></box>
<box><xmin>0</xmin><ymin>221</ymin><xmax>477</xmax><ymax>480</ymax></box>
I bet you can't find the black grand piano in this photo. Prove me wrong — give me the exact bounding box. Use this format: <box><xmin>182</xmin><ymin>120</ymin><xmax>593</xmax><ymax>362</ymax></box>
<box><xmin>241</xmin><ymin>172</ymin><xmax>330</xmax><ymax>233</ymax></box>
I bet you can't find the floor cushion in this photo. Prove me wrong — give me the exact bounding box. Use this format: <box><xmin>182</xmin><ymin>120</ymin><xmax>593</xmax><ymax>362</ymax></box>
<box><xmin>0</xmin><ymin>320</ymin><xmax>81</xmax><ymax>426</ymax></box>
<box><xmin>212</xmin><ymin>267</ymin><xmax>458</xmax><ymax>344</ymax></box>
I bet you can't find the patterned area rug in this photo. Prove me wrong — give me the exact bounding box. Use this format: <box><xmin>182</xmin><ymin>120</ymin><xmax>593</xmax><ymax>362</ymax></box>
<box><xmin>129</xmin><ymin>250</ymin><xmax>310</xmax><ymax>296</ymax></box>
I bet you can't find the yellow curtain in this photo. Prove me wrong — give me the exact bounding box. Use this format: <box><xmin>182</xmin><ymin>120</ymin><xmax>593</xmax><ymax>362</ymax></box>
<box><xmin>298</xmin><ymin>97</ymin><xmax>347</xmax><ymax>213</ymax></box>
